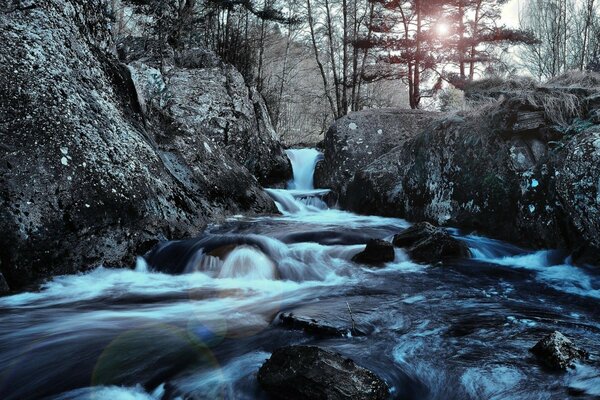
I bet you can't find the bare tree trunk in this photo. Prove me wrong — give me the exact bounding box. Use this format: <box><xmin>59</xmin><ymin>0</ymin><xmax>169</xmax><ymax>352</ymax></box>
<box><xmin>355</xmin><ymin>2</ymin><xmax>374</xmax><ymax>111</ymax></box>
<box><xmin>458</xmin><ymin>0</ymin><xmax>465</xmax><ymax>79</ymax></box>
<box><xmin>324</xmin><ymin>0</ymin><xmax>342</xmax><ymax>116</ymax></box>
<box><xmin>256</xmin><ymin>0</ymin><xmax>270</xmax><ymax>91</ymax></box>
<box><xmin>469</xmin><ymin>0</ymin><xmax>482</xmax><ymax>80</ymax></box>
<box><xmin>307</xmin><ymin>0</ymin><xmax>338</xmax><ymax>118</ymax></box>
<box><xmin>275</xmin><ymin>5</ymin><xmax>293</xmax><ymax>131</ymax></box>
<box><xmin>413</xmin><ymin>0</ymin><xmax>422</xmax><ymax>109</ymax></box>
<box><xmin>341</xmin><ymin>0</ymin><xmax>349</xmax><ymax>115</ymax></box>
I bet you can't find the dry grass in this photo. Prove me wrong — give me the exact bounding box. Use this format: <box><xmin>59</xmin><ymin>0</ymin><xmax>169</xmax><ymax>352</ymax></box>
<box><xmin>544</xmin><ymin>70</ymin><xmax>600</xmax><ymax>89</ymax></box>
<box><xmin>464</xmin><ymin>76</ymin><xmax>538</xmax><ymax>94</ymax></box>
<box><xmin>462</xmin><ymin>71</ymin><xmax>600</xmax><ymax>127</ymax></box>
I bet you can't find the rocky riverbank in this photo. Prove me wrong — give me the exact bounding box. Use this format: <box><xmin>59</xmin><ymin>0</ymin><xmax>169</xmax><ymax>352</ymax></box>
<box><xmin>0</xmin><ymin>0</ymin><xmax>290</xmax><ymax>290</ymax></box>
<box><xmin>316</xmin><ymin>78</ymin><xmax>600</xmax><ymax>263</ymax></box>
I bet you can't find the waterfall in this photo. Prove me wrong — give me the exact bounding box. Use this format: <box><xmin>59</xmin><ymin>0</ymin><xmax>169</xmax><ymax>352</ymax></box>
<box><xmin>286</xmin><ymin>149</ymin><xmax>323</xmax><ymax>190</ymax></box>
<box><xmin>265</xmin><ymin>148</ymin><xmax>329</xmax><ymax>215</ymax></box>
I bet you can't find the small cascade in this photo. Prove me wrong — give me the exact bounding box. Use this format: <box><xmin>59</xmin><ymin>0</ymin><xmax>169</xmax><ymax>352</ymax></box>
<box><xmin>286</xmin><ymin>148</ymin><xmax>323</xmax><ymax>190</ymax></box>
<box><xmin>266</xmin><ymin>149</ymin><xmax>329</xmax><ymax>214</ymax></box>
<box><xmin>218</xmin><ymin>246</ymin><xmax>277</xmax><ymax>280</ymax></box>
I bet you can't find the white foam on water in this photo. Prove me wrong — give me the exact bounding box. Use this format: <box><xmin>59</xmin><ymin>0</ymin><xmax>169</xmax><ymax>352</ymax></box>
<box><xmin>52</xmin><ymin>383</ymin><xmax>165</xmax><ymax>400</ymax></box>
<box><xmin>218</xmin><ymin>246</ymin><xmax>277</xmax><ymax>280</ymax></box>
<box><xmin>471</xmin><ymin>248</ymin><xmax>600</xmax><ymax>299</ymax></box>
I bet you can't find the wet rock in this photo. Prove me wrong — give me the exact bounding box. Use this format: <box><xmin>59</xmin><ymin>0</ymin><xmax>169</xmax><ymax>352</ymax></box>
<box><xmin>278</xmin><ymin>313</ymin><xmax>358</xmax><ymax>337</ymax></box>
<box><xmin>392</xmin><ymin>222</ymin><xmax>438</xmax><ymax>248</ymax></box>
<box><xmin>352</xmin><ymin>239</ymin><xmax>395</xmax><ymax>265</ymax></box>
<box><xmin>0</xmin><ymin>0</ymin><xmax>277</xmax><ymax>290</ymax></box>
<box><xmin>530</xmin><ymin>331</ymin><xmax>589</xmax><ymax>370</ymax></box>
<box><xmin>257</xmin><ymin>346</ymin><xmax>389</xmax><ymax>400</ymax></box>
<box><xmin>393</xmin><ymin>223</ymin><xmax>471</xmax><ymax>263</ymax></box>
<box><xmin>274</xmin><ymin>296</ymin><xmax>403</xmax><ymax>338</ymax></box>
<box><xmin>326</xmin><ymin>96</ymin><xmax>600</xmax><ymax>260</ymax></box>
<box><xmin>0</xmin><ymin>273</ymin><xmax>9</xmax><ymax>295</ymax></box>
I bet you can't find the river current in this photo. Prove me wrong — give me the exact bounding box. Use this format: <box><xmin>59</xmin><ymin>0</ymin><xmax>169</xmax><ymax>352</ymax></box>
<box><xmin>0</xmin><ymin>149</ymin><xmax>599</xmax><ymax>399</ymax></box>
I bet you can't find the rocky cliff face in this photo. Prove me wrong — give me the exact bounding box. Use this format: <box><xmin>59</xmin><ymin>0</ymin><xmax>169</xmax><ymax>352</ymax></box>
<box><xmin>316</xmin><ymin>87</ymin><xmax>600</xmax><ymax>263</ymax></box>
<box><xmin>0</xmin><ymin>0</ymin><xmax>281</xmax><ymax>290</ymax></box>
<box><xmin>126</xmin><ymin>50</ymin><xmax>291</xmax><ymax>187</ymax></box>
<box><xmin>116</xmin><ymin>1</ymin><xmax>290</xmax><ymax>187</ymax></box>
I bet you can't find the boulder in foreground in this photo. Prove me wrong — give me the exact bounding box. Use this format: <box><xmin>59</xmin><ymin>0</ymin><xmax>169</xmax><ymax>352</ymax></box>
<box><xmin>257</xmin><ymin>346</ymin><xmax>389</xmax><ymax>400</ymax></box>
<box><xmin>530</xmin><ymin>331</ymin><xmax>589</xmax><ymax>370</ymax></box>
<box><xmin>352</xmin><ymin>239</ymin><xmax>395</xmax><ymax>265</ymax></box>
<box><xmin>393</xmin><ymin>223</ymin><xmax>471</xmax><ymax>263</ymax></box>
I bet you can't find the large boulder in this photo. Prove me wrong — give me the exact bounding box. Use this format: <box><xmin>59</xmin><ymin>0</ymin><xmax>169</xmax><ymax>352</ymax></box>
<box><xmin>351</xmin><ymin>239</ymin><xmax>395</xmax><ymax>265</ymax></box>
<box><xmin>393</xmin><ymin>223</ymin><xmax>471</xmax><ymax>263</ymax></box>
<box><xmin>324</xmin><ymin>93</ymin><xmax>600</xmax><ymax>261</ymax></box>
<box><xmin>0</xmin><ymin>0</ymin><xmax>277</xmax><ymax>289</ymax></box>
<box><xmin>314</xmin><ymin>109</ymin><xmax>440</xmax><ymax>200</ymax></box>
<box><xmin>530</xmin><ymin>331</ymin><xmax>589</xmax><ymax>370</ymax></box>
<box><xmin>257</xmin><ymin>346</ymin><xmax>389</xmax><ymax>400</ymax></box>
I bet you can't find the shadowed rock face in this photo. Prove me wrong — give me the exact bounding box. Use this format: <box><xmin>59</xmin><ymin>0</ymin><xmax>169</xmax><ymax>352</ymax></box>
<box><xmin>530</xmin><ymin>331</ymin><xmax>589</xmax><ymax>370</ymax></box>
<box><xmin>318</xmin><ymin>104</ymin><xmax>600</xmax><ymax>262</ymax></box>
<box><xmin>0</xmin><ymin>0</ymin><xmax>277</xmax><ymax>289</ymax></box>
<box><xmin>257</xmin><ymin>346</ymin><xmax>389</xmax><ymax>400</ymax></box>
<box><xmin>393</xmin><ymin>223</ymin><xmax>471</xmax><ymax>264</ymax></box>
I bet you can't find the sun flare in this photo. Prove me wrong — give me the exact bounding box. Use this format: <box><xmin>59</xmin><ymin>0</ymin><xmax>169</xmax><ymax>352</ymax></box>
<box><xmin>435</xmin><ymin>22</ymin><xmax>450</xmax><ymax>36</ymax></box>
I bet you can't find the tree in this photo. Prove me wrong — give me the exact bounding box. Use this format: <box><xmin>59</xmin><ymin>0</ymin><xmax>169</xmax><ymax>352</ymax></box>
<box><xmin>444</xmin><ymin>0</ymin><xmax>536</xmax><ymax>83</ymax></box>
<box><xmin>519</xmin><ymin>0</ymin><xmax>600</xmax><ymax>79</ymax></box>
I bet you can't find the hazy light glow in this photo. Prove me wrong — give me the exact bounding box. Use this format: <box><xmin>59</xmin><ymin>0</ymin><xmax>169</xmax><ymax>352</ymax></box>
<box><xmin>435</xmin><ymin>22</ymin><xmax>450</xmax><ymax>36</ymax></box>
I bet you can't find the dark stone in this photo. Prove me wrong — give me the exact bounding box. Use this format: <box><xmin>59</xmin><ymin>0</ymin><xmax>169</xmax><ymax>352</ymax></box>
<box><xmin>278</xmin><ymin>313</ymin><xmax>357</xmax><ymax>337</ymax></box>
<box><xmin>392</xmin><ymin>222</ymin><xmax>438</xmax><ymax>248</ymax></box>
<box><xmin>407</xmin><ymin>231</ymin><xmax>472</xmax><ymax>264</ymax></box>
<box><xmin>0</xmin><ymin>273</ymin><xmax>9</xmax><ymax>295</ymax></box>
<box><xmin>126</xmin><ymin>55</ymin><xmax>291</xmax><ymax>188</ymax></box>
<box><xmin>351</xmin><ymin>239</ymin><xmax>395</xmax><ymax>265</ymax></box>
<box><xmin>257</xmin><ymin>346</ymin><xmax>389</xmax><ymax>400</ymax></box>
<box><xmin>274</xmin><ymin>296</ymin><xmax>408</xmax><ymax>339</ymax></box>
<box><xmin>314</xmin><ymin>109</ymin><xmax>440</xmax><ymax>196</ymax></box>
<box><xmin>393</xmin><ymin>223</ymin><xmax>471</xmax><ymax>264</ymax></box>
<box><xmin>530</xmin><ymin>331</ymin><xmax>589</xmax><ymax>370</ymax></box>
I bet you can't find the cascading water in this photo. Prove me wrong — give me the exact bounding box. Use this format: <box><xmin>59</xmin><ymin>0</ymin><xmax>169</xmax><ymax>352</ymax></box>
<box><xmin>0</xmin><ymin>149</ymin><xmax>599</xmax><ymax>400</ymax></box>
<box><xmin>265</xmin><ymin>148</ymin><xmax>329</xmax><ymax>214</ymax></box>
<box><xmin>285</xmin><ymin>148</ymin><xmax>323</xmax><ymax>190</ymax></box>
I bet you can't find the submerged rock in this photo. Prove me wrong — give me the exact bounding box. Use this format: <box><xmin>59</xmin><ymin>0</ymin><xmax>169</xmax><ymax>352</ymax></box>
<box><xmin>352</xmin><ymin>239</ymin><xmax>395</xmax><ymax>265</ymax></box>
<box><xmin>392</xmin><ymin>222</ymin><xmax>438</xmax><ymax>248</ymax></box>
<box><xmin>257</xmin><ymin>346</ymin><xmax>389</xmax><ymax>400</ymax></box>
<box><xmin>530</xmin><ymin>331</ymin><xmax>589</xmax><ymax>370</ymax></box>
<box><xmin>393</xmin><ymin>223</ymin><xmax>471</xmax><ymax>263</ymax></box>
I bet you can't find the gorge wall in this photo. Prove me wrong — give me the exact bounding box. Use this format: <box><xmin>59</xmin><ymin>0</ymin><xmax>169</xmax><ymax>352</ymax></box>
<box><xmin>0</xmin><ymin>0</ymin><xmax>289</xmax><ymax>290</ymax></box>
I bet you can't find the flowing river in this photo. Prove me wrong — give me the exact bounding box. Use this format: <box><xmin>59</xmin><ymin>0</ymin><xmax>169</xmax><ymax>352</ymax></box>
<box><xmin>0</xmin><ymin>149</ymin><xmax>599</xmax><ymax>400</ymax></box>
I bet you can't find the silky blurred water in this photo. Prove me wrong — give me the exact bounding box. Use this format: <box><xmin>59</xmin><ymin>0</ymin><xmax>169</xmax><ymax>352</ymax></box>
<box><xmin>0</xmin><ymin>149</ymin><xmax>598</xmax><ymax>399</ymax></box>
